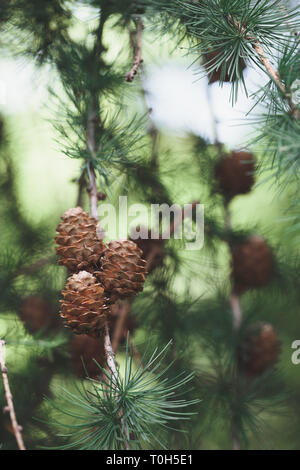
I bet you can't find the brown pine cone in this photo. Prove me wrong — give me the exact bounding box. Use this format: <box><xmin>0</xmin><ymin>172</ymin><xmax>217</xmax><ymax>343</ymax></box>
<box><xmin>232</xmin><ymin>236</ymin><xmax>273</xmax><ymax>294</ymax></box>
<box><xmin>55</xmin><ymin>207</ymin><xmax>106</xmax><ymax>273</ymax></box>
<box><xmin>204</xmin><ymin>50</ymin><xmax>247</xmax><ymax>84</ymax></box>
<box><xmin>130</xmin><ymin>227</ymin><xmax>165</xmax><ymax>273</ymax></box>
<box><xmin>71</xmin><ymin>334</ymin><xmax>106</xmax><ymax>379</ymax></box>
<box><xmin>238</xmin><ymin>323</ymin><xmax>281</xmax><ymax>377</ymax></box>
<box><xmin>18</xmin><ymin>295</ymin><xmax>57</xmax><ymax>334</ymax></box>
<box><xmin>60</xmin><ymin>271</ymin><xmax>110</xmax><ymax>337</ymax></box>
<box><xmin>96</xmin><ymin>240</ymin><xmax>147</xmax><ymax>302</ymax></box>
<box><xmin>215</xmin><ymin>151</ymin><xmax>255</xmax><ymax>200</ymax></box>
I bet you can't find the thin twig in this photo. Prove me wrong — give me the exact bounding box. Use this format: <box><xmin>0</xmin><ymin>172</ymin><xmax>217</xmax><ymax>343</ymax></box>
<box><xmin>85</xmin><ymin>11</ymin><xmax>131</xmax><ymax>450</ymax></box>
<box><xmin>87</xmin><ymin>128</ymin><xmax>130</xmax><ymax>451</ymax></box>
<box><xmin>208</xmin><ymin>82</ymin><xmax>243</xmax><ymax>448</ymax></box>
<box><xmin>224</xmin><ymin>204</ymin><xmax>243</xmax><ymax>331</ymax></box>
<box><xmin>229</xmin><ymin>293</ymin><xmax>243</xmax><ymax>331</ymax></box>
<box><xmin>0</xmin><ymin>340</ymin><xmax>26</xmax><ymax>450</ymax></box>
<box><xmin>125</xmin><ymin>19</ymin><xmax>143</xmax><ymax>82</ymax></box>
<box><xmin>76</xmin><ymin>172</ymin><xmax>86</xmax><ymax>207</ymax></box>
<box><xmin>111</xmin><ymin>301</ymin><xmax>132</xmax><ymax>352</ymax></box>
<box><xmin>226</xmin><ymin>205</ymin><xmax>243</xmax><ymax>450</ymax></box>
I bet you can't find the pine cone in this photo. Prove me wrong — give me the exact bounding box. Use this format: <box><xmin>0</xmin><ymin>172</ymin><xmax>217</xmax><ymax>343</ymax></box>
<box><xmin>60</xmin><ymin>271</ymin><xmax>110</xmax><ymax>337</ymax></box>
<box><xmin>96</xmin><ymin>240</ymin><xmax>147</xmax><ymax>302</ymax></box>
<box><xmin>19</xmin><ymin>295</ymin><xmax>57</xmax><ymax>334</ymax></box>
<box><xmin>71</xmin><ymin>334</ymin><xmax>106</xmax><ymax>379</ymax></box>
<box><xmin>204</xmin><ymin>50</ymin><xmax>246</xmax><ymax>84</ymax></box>
<box><xmin>130</xmin><ymin>227</ymin><xmax>165</xmax><ymax>273</ymax></box>
<box><xmin>215</xmin><ymin>151</ymin><xmax>255</xmax><ymax>200</ymax></box>
<box><xmin>55</xmin><ymin>207</ymin><xmax>106</xmax><ymax>273</ymax></box>
<box><xmin>232</xmin><ymin>236</ymin><xmax>273</xmax><ymax>294</ymax></box>
<box><xmin>238</xmin><ymin>323</ymin><xmax>281</xmax><ymax>376</ymax></box>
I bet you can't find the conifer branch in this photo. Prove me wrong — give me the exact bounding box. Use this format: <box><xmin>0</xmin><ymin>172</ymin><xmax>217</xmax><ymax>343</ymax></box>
<box><xmin>16</xmin><ymin>256</ymin><xmax>54</xmax><ymax>277</ymax></box>
<box><xmin>207</xmin><ymin>82</ymin><xmax>243</xmax><ymax>449</ymax></box>
<box><xmin>0</xmin><ymin>340</ymin><xmax>26</xmax><ymax>451</ymax></box>
<box><xmin>228</xmin><ymin>13</ymin><xmax>298</xmax><ymax>116</ymax></box>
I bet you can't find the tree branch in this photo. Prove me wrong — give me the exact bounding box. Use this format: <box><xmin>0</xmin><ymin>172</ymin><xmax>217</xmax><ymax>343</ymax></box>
<box><xmin>0</xmin><ymin>340</ymin><xmax>26</xmax><ymax>450</ymax></box>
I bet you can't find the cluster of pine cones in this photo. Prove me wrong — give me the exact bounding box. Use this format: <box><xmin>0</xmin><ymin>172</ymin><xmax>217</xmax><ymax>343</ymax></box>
<box><xmin>55</xmin><ymin>207</ymin><xmax>147</xmax><ymax>338</ymax></box>
<box><xmin>215</xmin><ymin>152</ymin><xmax>280</xmax><ymax>377</ymax></box>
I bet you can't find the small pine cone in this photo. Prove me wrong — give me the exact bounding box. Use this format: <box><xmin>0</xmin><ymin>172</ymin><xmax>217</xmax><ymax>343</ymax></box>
<box><xmin>238</xmin><ymin>323</ymin><xmax>281</xmax><ymax>377</ymax></box>
<box><xmin>96</xmin><ymin>240</ymin><xmax>147</xmax><ymax>302</ymax></box>
<box><xmin>55</xmin><ymin>207</ymin><xmax>106</xmax><ymax>273</ymax></box>
<box><xmin>204</xmin><ymin>50</ymin><xmax>246</xmax><ymax>84</ymax></box>
<box><xmin>232</xmin><ymin>236</ymin><xmax>273</xmax><ymax>294</ymax></box>
<box><xmin>71</xmin><ymin>334</ymin><xmax>106</xmax><ymax>379</ymax></box>
<box><xmin>19</xmin><ymin>295</ymin><xmax>57</xmax><ymax>333</ymax></box>
<box><xmin>215</xmin><ymin>151</ymin><xmax>255</xmax><ymax>200</ymax></box>
<box><xmin>130</xmin><ymin>227</ymin><xmax>165</xmax><ymax>273</ymax></box>
<box><xmin>60</xmin><ymin>271</ymin><xmax>110</xmax><ymax>337</ymax></box>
